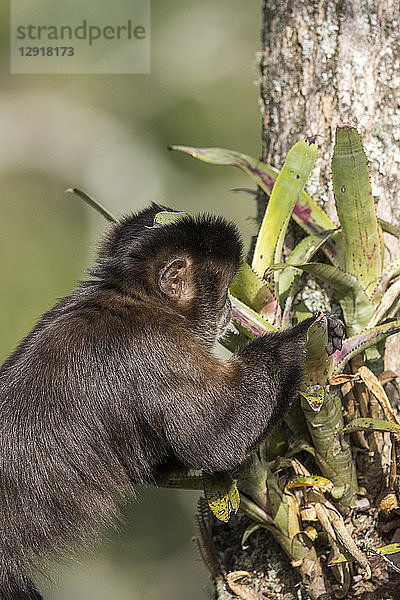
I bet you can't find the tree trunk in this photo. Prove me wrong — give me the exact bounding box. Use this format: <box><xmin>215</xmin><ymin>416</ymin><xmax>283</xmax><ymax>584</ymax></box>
<box><xmin>260</xmin><ymin>0</ymin><xmax>400</xmax><ymax>372</ymax></box>
<box><xmin>213</xmin><ymin>3</ymin><xmax>400</xmax><ymax>599</ymax></box>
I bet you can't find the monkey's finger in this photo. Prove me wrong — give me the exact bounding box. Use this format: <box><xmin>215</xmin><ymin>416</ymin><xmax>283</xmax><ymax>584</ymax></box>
<box><xmin>334</xmin><ymin>323</ymin><xmax>345</xmax><ymax>337</ymax></box>
<box><xmin>333</xmin><ymin>336</ymin><xmax>342</xmax><ymax>351</ymax></box>
<box><xmin>326</xmin><ymin>341</ymin><xmax>334</xmax><ymax>356</ymax></box>
<box><xmin>326</xmin><ymin>315</ymin><xmax>345</xmax><ymax>341</ymax></box>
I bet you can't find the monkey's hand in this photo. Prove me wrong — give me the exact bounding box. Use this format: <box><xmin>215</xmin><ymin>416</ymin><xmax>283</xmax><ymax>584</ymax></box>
<box><xmin>324</xmin><ymin>313</ymin><xmax>345</xmax><ymax>356</ymax></box>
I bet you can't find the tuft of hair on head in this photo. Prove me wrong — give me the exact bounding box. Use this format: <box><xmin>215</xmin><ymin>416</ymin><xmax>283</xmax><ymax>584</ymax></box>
<box><xmin>89</xmin><ymin>205</ymin><xmax>243</xmax><ymax>291</ymax></box>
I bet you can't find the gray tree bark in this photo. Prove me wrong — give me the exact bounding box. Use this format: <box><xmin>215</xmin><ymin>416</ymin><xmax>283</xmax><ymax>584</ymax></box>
<box><xmin>213</xmin><ymin>3</ymin><xmax>400</xmax><ymax>599</ymax></box>
<box><xmin>260</xmin><ymin>0</ymin><xmax>400</xmax><ymax>371</ymax></box>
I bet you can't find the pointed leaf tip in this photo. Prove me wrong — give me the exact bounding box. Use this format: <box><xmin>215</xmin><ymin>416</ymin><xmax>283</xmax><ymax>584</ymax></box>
<box><xmin>252</xmin><ymin>137</ymin><xmax>317</xmax><ymax>276</ymax></box>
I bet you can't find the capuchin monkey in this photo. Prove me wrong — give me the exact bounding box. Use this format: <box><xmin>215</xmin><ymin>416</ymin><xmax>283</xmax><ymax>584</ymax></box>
<box><xmin>0</xmin><ymin>204</ymin><xmax>344</xmax><ymax>599</ymax></box>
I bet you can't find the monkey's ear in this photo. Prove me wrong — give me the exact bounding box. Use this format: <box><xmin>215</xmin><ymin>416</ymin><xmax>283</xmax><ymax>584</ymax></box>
<box><xmin>159</xmin><ymin>258</ymin><xmax>190</xmax><ymax>300</ymax></box>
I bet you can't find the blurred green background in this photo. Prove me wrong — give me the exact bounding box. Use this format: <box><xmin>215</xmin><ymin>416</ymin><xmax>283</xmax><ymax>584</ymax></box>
<box><xmin>1</xmin><ymin>1</ymin><xmax>262</xmax><ymax>599</ymax></box>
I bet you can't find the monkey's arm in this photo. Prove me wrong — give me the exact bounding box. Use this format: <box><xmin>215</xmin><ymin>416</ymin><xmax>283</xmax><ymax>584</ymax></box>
<box><xmin>154</xmin><ymin>316</ymin><xmax>320</xmax><ymax>472</ymax></box>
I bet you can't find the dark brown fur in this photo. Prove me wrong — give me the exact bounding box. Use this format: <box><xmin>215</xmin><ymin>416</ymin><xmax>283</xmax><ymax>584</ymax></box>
<box><xmin>0</xmin><ymin>204</ymin><xmax>329</xmax><ymax>599</ymax></box>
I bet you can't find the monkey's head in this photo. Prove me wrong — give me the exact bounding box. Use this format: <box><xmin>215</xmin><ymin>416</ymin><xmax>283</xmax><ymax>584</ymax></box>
<box><xmin>91</xmin><ymin>203</ymin><xmax>243</xmax><ymax>346</ymax></box>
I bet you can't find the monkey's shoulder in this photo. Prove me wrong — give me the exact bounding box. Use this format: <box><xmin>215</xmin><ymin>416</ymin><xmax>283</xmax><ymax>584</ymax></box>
<box><xmin>29</xmin><ymin>285</ymin><xmax>193</xmax><ymax>360</ymax></box>
<box><xmin>36</xmin><ymin>289</ymin><xmax>162</xmax><ymax>345</ymax></box>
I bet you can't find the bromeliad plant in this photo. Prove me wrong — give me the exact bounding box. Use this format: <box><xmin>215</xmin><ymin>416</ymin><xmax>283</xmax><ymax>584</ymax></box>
<box><xmin>167</xmin><ymin>126</ymin><xmax>400</xmax><ymax>598</ymax></box>
<box><xmin>70</xmin><ymin>126</ymin><xmax>400</xmax><ymax>599</ymax></box>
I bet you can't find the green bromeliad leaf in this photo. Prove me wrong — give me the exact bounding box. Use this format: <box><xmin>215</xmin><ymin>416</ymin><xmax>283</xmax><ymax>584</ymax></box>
<box><xmin>153</xmin><ymin>210</ymin><xmax>188</xmax><ymax>226</ymax></box>
<box><xmin>168</xmin><ymin>145</ymin><xmax>345</xmax><ymax>268</ymax></box>
<box><xmin>299</xmin><ymin>387</ymin><xmax>325</xmax><ymax>412</ymax></box>
<box><xmin>278</xmin><ymin>230</ymin><xmax>336</xmax><ymax>306</ymax></box>
<box><xmin>229</xmin><ymin>263</ymin><xmax>281</xmax><ymax>326</ymax></box>
<box><xmin>333</xmin><ymin>320</ymin><xmax>400</xmax><ymax>372</ymax></box>
<box><xmin>302</xmin><ymin>313</ymin><xmax>333</xmax><ymax>387</ymax></box>
<box><xmin>229</xmin><ymin>294</ymin><xmax>277</xmax><ymax>338</ymax></box>
<box><xmin>299</xmin><ymin>315</ymin><xmax>358</xmax><ymax>505</ymax></box>
<box><xmin>202</xmin><ymin>471</ymin><xmax>240</xmax><ymax>523</ymax></box>
<box><xmin>268</xmin><ymin>262</ymin><xmax>372</xmax><ymax>336</ymax></box>
<box><xmin>332</xmin><ymin>126</ymin><xmax>382</xmax><ymax>296</ymax></box>
<box><xmin>241</xmin><ymin>523</ymin><xmax>265</xmax><ymax>549</ymax></box>
<box><xmin>367</xmin><ymin>279</ymin><xmax>400</xmax><ymax>328</ymax></box>
<box><xmin>285</xmin><ymin>475</ymin><xmax>333</xmax><ymax>493</ymax></box>
<box><xmin>252</xmin><ymin>137</ymin><xmax>317</xmax><ymax>277</ymax></box>
<box><xmin>301</xmin><ymin>387</ymin><xmax>358</xmax><ymax>505</ymax></box>
<box><xmin>329</xmin><ymin>543</ymin><xmax>400</xmax><ymax>567</ymax></box>
<box><xmin>343</xmin><ymin>417</ymin><xmax>400</xmax><ymax>436</ymax></box>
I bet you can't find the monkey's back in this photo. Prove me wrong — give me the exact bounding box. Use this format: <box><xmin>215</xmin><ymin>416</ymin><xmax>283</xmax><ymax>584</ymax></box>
<box><xmin>0</xmin><ymin>283</ymin><xmax>171</xmax><ymax>574</ymax></box>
